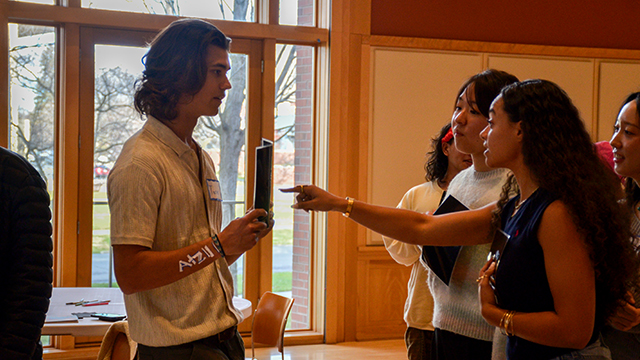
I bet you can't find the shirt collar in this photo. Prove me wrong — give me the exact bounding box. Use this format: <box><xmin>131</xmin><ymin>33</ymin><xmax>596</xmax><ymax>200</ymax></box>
<box><xmin>144</xmin><ymin>116</ymin><xmax>194</xmax><ymax>157</ymax></box>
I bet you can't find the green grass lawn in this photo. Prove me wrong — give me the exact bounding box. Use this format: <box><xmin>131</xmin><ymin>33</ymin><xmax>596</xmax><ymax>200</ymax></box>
<box><xmin>91</xmin><ymin>182</ymin><xmax>296</xmax><ymax>293</ymax></box>
<box><xmin>91</xmin><ymin>183</ymin><xmax>297</xmax><ymax>253</ymax></box>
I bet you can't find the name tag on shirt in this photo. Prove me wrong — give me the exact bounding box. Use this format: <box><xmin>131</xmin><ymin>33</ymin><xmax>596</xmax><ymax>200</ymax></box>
<box><xmin>207</xmin><ymin>179</ymin><xmax>223</xmax><ymax>202</ymax></box>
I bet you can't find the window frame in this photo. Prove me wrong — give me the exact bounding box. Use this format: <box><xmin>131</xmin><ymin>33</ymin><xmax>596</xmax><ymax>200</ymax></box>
<box><xmin>77</xmin><ymin>28</ymin><xmax>263</xmax><ymax>333</ymax></box>
<box><xmin>2</xmin><ymin>0</ymin><xmax>329</xmax><ymax>354</ymax></box>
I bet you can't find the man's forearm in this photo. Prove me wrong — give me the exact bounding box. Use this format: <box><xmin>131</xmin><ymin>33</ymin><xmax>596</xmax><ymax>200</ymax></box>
<box><xmin>113</xmin><ymin>238</ymin><xmax>224</xmax><ymax>294</ymax></box>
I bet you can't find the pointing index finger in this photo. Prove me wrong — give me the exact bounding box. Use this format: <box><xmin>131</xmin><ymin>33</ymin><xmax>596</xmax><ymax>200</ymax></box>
<box><xmin>280</xmin><ymin>186</ymin><xmax>300</xmax><ymax>193</ymax></box>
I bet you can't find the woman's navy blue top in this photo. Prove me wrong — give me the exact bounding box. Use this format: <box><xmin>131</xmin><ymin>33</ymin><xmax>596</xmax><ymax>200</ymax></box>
<box><xmin>494</xmin><ymin>188</ymin><xmax>599</xmax><ymax>360</ymax></box>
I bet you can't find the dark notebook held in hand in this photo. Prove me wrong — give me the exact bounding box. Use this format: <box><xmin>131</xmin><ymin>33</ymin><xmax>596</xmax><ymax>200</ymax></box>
<box><xmin>253</xmin><ymin>139</ymin><xmax>273</xmax><ymax>224</ymax></box>
<box><xmin>421</xmin><ymin>195</ymin><xmax>468</xmax><ymax>286</ymax></box>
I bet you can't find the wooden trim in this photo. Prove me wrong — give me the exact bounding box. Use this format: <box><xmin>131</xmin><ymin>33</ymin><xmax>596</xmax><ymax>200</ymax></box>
<box><xmin>325</xmin><ymin>0</ymin><xmax>372</xmax><ymax>344</ymax></box>
<box><xmin>311</xmin><ymin>40</ymin><xmax>328</xmax><ymax>337</ymax></box>
<box><xmin>258</xmin><ymin>38</ymin><xmax>276</xmax><ymax>297</ymax></box>
<box><xmin>7</xmin><ymin>1</ymin><xmax>328</xmax><ymax>44</ymax></box>
<box><xmin>269</xmin><ymin>0</ymin><xmax>279</xmax><ymax>25</ymax></box>
<box><xmin>90</xmin><ymin>27</ymin><xmax>157</xmax><ymax>47</ymax></box>
<box><xmin>324</xmin><ymin>0</ymin><xmax>345</xmax><ymax>343</ymax></box>
<box><xmin>76</xmin><ymin>26</ymin><xmax>94</xmax><ymax>287</ymax></box>
<box><xmin>591</xmin><ymin>60</ymin><xmax>601</xmax><ymax>138</ymax></box>
<box><xmin>44</xmin><ymin>346</ymin><xmax>99</xmax><ymax>360</ymax></box>
<box><xmin>56</xmin><ymin>22</ymin><xmax>81</xmax><ymax>288</ymax></box>
<box><xmin>0</xmin><ymin>0</ymin><xmax>8</xmax><ymax>146</ymax></box>
<box><xmin>240</xmin><ymin>38</ymin><xmax>268</xmax><ymax>333</ymax></box>
<box><xmin>368</xmin><ymin>35</ymin><xmax>640</xmax><ymax>60</ymax></box>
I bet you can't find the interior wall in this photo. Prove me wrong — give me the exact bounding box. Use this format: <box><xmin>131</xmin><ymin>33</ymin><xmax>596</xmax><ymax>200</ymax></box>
<box><xmin>370</xmin><ymin>0</ymin><xmax>640</xmax><ymax>50</ymax></box>
<box><xmin>332</xmin><ymin>0</ymin><xmax>640</xmax><ymax>343</ymax></box>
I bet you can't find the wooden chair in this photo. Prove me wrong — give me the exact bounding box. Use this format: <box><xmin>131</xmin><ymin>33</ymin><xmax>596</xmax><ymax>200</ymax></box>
<box><xmin>97</xmin><ymin>321</ymin><xmax>137</xmax><ymax>360</ymax></box>
<box><xmin>249</xmin><ymin>292</ymin><xmax>295</xmax><ymax>360</ymax></box>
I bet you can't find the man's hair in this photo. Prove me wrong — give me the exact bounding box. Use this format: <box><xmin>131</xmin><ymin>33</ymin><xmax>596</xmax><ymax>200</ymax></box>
<box><xmin>134</xmin><ymin>19</ymin><xmax>231</xmax><ymax>121</ymax></box>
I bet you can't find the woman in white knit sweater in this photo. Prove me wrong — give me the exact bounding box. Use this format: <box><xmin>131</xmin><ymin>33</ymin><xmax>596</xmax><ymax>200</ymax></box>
<box><xmin>383</xmin><ymin>122</ymin><xmax>471</xmax><ymax>360</ymax></box>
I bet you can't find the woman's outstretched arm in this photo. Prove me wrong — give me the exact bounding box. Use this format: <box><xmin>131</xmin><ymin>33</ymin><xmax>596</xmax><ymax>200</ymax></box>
<box><xmin>281</xmin><ymin>185</ymin><xmax>495</xmax><ymax>246</ymax></box>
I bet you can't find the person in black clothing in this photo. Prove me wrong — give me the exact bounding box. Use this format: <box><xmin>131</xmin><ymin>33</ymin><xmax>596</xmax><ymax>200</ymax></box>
<box><xmin>0</xmin><ymin>146</ymin><xmax>53</xmax><ymax>360</ymax></box>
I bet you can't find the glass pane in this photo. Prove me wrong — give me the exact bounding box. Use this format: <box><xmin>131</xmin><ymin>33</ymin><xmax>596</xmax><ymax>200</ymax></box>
<box><xmin>8</xmin><ymin>23</ymin><xmax>56</xmax><ymax>207</ymax></box>
<box><xmin>91</xmin><ymin>46</ymin><xmax>249</xmax><ymax>295</ymax></box>
<box><xmin>280</xmin><ymin>0</ymin><xmax>315</xmax><ymax>26</ymax></box>
<box><xmin>193</xmin><ymin>53</ymin><xmax>249</xmax><ymax>297</ymax></box>
<box><xmin>273</xmin><ymin>44</ymin><xmax>313</xmax><ymax>329</ymax></box>
<box><xmin>10</xmin><ymin>0</ymin><xmax>55</xmax><ymax>4</ymax></box>
<box><xmin>92</xmin><ymin>45</ymin><xmax>147</xmax><ymax>287</ymax></box>
<box><xmin>81</xmin><ymin>0</ymin><xmax>254</xmax><ymax>22</ymax></box>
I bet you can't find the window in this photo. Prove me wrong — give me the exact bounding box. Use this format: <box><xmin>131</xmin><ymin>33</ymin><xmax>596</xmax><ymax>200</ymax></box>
<box><xmin>9</xmin><ymin>23</ymin><xmax>56</xmax><ymax>198</ymax></box>
<box><xmin>10</xmin><ymin>0</ymin><xmax>55</xmax><ymax>4</ymax></box>
<box><xmin>91</xmin><ymin>44</ymin><xmax>146</xmax><ymax>287</ymax></box>
<box><xmin>4</xmin><ymin>0</ymin><xmax>328</xmax><ymax>353</ymax></box>
<box><xmin>280</xmin><ymin>0</ymin><xmax>315</xmax><ymax>26</ymax></box>
<box><xmin>81</xmin><ymin>0</ymin><xmax>255</xmax><ymax>21</ymax></box>
<box><xmin>273</xmin><ymin>43</ymin><xmax>314</xmax><ymax>329</ymax></box>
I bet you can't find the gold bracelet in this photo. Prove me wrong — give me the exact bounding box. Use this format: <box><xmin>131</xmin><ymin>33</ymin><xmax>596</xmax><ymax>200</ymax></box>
<box><xmin>499</xmin><ymin>310</ymin><xmax>509</xmax><ymax>336</ymax></box>
<box><xmin>502</xmin><ymin>310</ymin><xmax>516</xmax><ymax>336</ymax></box>
<box><xmin>507</xmin><ymin>311</ymin><xmax>516</xmax><ymax>336</ymax></box>
<box><xmin>503</xmin><ymin>311</ymin><xmax>511</xmax><ymax>336</ymax></box>
<box><xmin>343</xmin><ymin>197</ymin><xmax>355</xmax><ymax>218</ymax></box>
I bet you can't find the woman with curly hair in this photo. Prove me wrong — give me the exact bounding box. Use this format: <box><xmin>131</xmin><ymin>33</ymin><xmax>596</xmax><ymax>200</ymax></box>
<box><xmin>602</xmin><ymin>92</ymin><xmax>640</xmax><ymax>359</ymax></box>
<box><xmin>282</xmin><ymin>80</ymin><xmax>638</xmax><ymax>359</ymax></box>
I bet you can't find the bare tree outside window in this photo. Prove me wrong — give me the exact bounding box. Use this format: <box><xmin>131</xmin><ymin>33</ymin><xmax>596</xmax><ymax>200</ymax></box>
<box><xmin>10</xmin><ymin>3</ymin><xmax>307</xmax><ymax>319</ymax></box>
<box><xmin>9</xmin><ymin>25</ymin><xmax>55</xmax><ymax>188</ymax></box>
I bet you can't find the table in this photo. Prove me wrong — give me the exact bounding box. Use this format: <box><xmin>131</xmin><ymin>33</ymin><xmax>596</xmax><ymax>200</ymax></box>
<box><xmin>43</xmin><ymin>287</ymin><xmax>252</xmax><ymax>337</ymax></box>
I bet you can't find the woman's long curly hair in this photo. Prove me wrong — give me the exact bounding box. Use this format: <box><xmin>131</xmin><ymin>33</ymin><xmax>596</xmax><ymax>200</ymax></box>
<box><xmin>134</xmin><ymin>19</ymin><xmax>231</xmax><ymax>121</ymax></box>
<box><xmin>490</xmin><ymin>79</ymin><xmax>638</xmax><ymax>321</ymax></box>
<box><xmin>425</xmin><ymin>123</ymin><xmax>453</xmax><ymax>183</ymax></box>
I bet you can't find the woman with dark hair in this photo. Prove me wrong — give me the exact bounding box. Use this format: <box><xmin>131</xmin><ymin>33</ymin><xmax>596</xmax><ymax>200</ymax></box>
<box><xmin>383</xmin><ymin>122</ymin><xmax>471</xmax><ymax>360</ymax></box>
<box><xmin>424</xmin><ymin>123</ymin><xmax>473</xmax><ymax>188</ymax></box>
<box><xmin>603</xmin><ymin>92</ymin><xmax>640</xmax><ymax>359</ymax></box>
<box><xmin>428</xmin><ymin>69</ymin><xmax>518</xmax><ymax>360</ymax></box>
<box><xmin>476</xmin><ymin>80</ymin><xmax>637</xmax><ymax>359</ymax></box>
<box><xmin>282</xmin><ymin>80</ymin><xmax>637</xmax><ymax>360</ymax></box>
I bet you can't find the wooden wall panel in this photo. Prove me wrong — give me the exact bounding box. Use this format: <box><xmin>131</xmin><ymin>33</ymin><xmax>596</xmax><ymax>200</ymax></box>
<box><xmin>597</xmin><ymin>61</ymin><xmax>640</xmax><ymax>141</ymax></box>
<box><xmin>356</xmin><ymin>251</ymin><xmax>411</xmax><ymax>340</ymax></box>
<box><xmin>368</xmin><ymin>48</ymin><xmax>482</xmax><ymax>244</ymax></box>
<box><xmin>487</xmin><ymin>55</ymin><xmax>595</xmax><ymax>134</ymax></box>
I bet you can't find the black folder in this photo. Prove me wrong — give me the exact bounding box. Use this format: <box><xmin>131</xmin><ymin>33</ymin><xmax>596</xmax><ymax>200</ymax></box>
<box><xmin>487</xmin><ymin>229</ymin><xmax>509</xmax><ymax>264</ymax></box>
<box><xmin>488</xmin><ymin>228</ymin><xmax>510</xmax><ymax>304</ymax></box>
<box><xmin>421</xmin><ymin>195</ymin><xmax>468</xmax><ymax>286</ymax></box>
<box><xmin>421</xmin><ymin>195</ymin><xmax>511</xmax><ymax>286</ymax></box>
<box><xmin>253</xmin><ymin>139</ymin><xmax>273</xmax><ymax>224</ymax></box>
